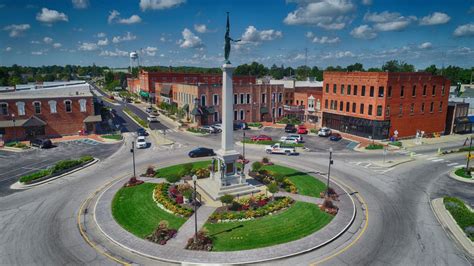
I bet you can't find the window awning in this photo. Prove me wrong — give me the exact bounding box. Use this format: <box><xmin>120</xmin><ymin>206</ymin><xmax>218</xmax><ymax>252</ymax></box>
<box><xmin>83</xmin><ymin>115</ymin><xmax>102</xmax><ymax>123</ymax></box>
<box><xmin>160</xmin><ymin>85</ymin><xmax>172</xmax><ymax>96</ymax></box>
<box><xmin>23</xmin><ymin>116</ymin><xmax>46</xmax><ymax>127</ymax></box>
<box><xmin>0</xmin><ymin>119</ymin><xmax>27</xmax><ymax>128</ymax></box>
<box><xmin>139</xmin><ymin>90</ymin><xmax>149</xmax><ymax>98</ymax></box>
<box><xmin>260</xmin><ymin>107</ymin><xmax>269</xmax><ymax>114</ymax></box>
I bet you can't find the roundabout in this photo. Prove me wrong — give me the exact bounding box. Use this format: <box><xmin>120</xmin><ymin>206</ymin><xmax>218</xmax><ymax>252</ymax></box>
<box><xmin>85</xmin><ymin>161</ymin><xmax>358</xmax><ymax>264</ymax></box>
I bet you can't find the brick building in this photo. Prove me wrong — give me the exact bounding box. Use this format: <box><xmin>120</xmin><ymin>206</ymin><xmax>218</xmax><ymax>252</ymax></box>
<box><xmin>157</xmin><ymin>83</ymin><xmax>285</xmax><ymax>126</ymax></box>
<box><xmin>0</xmin><ymin>84</ymin><xmax>101</xmax><ymax>142</ymax></box>
<box><xmin>322</xmin><ymin>72</ymin><xmax>450</xmax><ymax>139</ymax></box>
<box><xmin>285</xmin><ymin>87</ymin><xmax>323</xmax><ymax>128</ymax></box>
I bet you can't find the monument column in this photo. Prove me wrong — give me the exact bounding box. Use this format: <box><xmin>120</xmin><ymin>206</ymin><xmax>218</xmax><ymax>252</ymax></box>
<box><xmin>221</xmin><ymin>63</ymin><xmax>235</xmax><ymax>153</ymax></box>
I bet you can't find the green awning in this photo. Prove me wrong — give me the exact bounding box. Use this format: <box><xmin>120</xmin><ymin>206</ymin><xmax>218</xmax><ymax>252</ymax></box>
<box><xmin>260</xmin><ymin>107</ymin><xmax>269</xmax><ymax>114</ymax></box>
<box><xmin>139</xmin><ymin>90</ymin><xmax>149</xmax><ymax>98</ymax></box>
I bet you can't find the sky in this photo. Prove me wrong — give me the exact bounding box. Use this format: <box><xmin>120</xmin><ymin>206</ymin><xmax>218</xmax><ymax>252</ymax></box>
<box><xmin>1</xmin><ymin>0</ymin><xmax>474</xmax><ymax>69</ymax></box>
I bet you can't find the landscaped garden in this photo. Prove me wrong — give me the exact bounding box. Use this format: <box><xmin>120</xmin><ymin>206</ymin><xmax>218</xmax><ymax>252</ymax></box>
<box><xmin>153</xmin><ymin>160</ymin><xmax>211</xmax><ymax>182</ymax></box>
<box><xmin>454</xmin><ymin>167</ymin><xmax>472</xmax><ymax>179</ymax></box>
<box><xmin>5</xmin><ymin>141</ymin><xmax>29</xmax><ymax>149</ymax></box>
<box><xmin>365</xmin><ymin>143</ymin><xmax>384</xmax><ymax>150</ymax></box>
<box><xmin>443</xmin><ymin>197</ymin><xmax>474</xmax><ymax>241</ymax></box>
<box><xmin>101</xmin><ymin>134</ymin><xmax>123</xmax><ymax>140</ymax></box>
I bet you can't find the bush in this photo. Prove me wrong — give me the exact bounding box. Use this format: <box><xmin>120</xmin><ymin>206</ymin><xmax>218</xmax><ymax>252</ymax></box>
<box><xmin>101</xmin><ymin>134</ymin><xmax>123</xmax><ymax>140</ymax></box>
<box><xmin>185</xmin><ymin>230</ymin><xmax>213</xmax><ymax>251</ymax></box>
<box><xmin>146</xmin><ymin>220</ymin><xmax>177</xmax><ymax>245</ymax></box>
<box><xmin>187</xmin><ymin>127</ymin><xmax>205</xmax><ymax>134</ymax></box>
<box><xmin>51</xmin><ymin>159</ymin><xmax>83</xmax><ymax>174</ymax></box>
<box><xmin>389</xmin><ymin>141</ymin><xmax>402</xmax><ymax>147</ymax></box>
<box><xmin>455</xmin><ymin>168</ymin><xmax>472</xmax><ymax>179</ymax></box>
<box><xmin>165</xmin><ymin>174</ymin><xmax>181</xmax><ymax>183</ymax></box>
<box><xmin>267</xmin><ymin>182</ymin><xmax>279</xmax><ymax>194</ymax></box>
<box><xmin>80</xmin><ymin>155</ymin><xmax>94</xmax><ymax>163</ymax></box>
<box><xmin>444</xmin><ymin>197</ymin><xmax>474</xmax><ymax>241</ymax></box>
<box><xmin>247</xmin><ymin>122</ymin><xmax>262</xmax><ymax>128</ymax></box>
<box><xmin>145</xmin><ymin>165</ymin><xmax>155</xmax><ymax>177</ymax></box>
<box><xmin>220</xmin><ymin>194</ymin><xmax>235</xmax><ymax>205</ymax></box>
<box><xmin>19</xmin><ymin>169</ymin><xmax>51</xmax><ymax>183</ymax></box>
<box><xmin>252</xmin><ymin>161</ymin><xmax>263</xmax><ymax>172</ymax></box>
<box><xmin>365</xmin><ymin>144</ymin><xmax>384</xmax><ymax>150</ymax></box>
<box><xmin>262</xmin><ymin>157</ymin><xmax>270</xmax><ymax>164</ymax></box>
<box><xmin>195</xmin><ymin>168</ymin><xmax>210</xmax><ymax>179</ymax></box>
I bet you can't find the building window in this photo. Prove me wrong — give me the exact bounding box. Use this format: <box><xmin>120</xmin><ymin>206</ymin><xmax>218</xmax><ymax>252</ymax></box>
<box><xmin>378</xmin><ymin>86</ymin><xmax>384</xmax><ymax>97</ymax></box>
<box><xmin>386</xmin><ymin>106</ymin><xmax>390</xmax><ymax>116</ymax></box>
<box><xmin>423</xmin><ymin>85</ymin><xmax>427</xmax><ymax>96</ymax></box>
<box><xmin>410</xmin><ymin>103</ymin><xmax>414</xmax><ymax>114</ymax></box>
<box><xmin>388</xmin><ymin>86</ymin><xmax>392</xmax><ymax>97</ymax></box>
<box><xmin>239</xmin><ymin>109</ymin><xmax>245</xmax><ymax>120</ymax></box>
<box><xmin>316</xmin><ymin>99</ymin><xmax>320</xmax><ymax>110</ymax></box>
<box><xmin>376</xmin><ymin>105</ymin><xmax>382</xmax><ymax>116</ymax></box>
<box><xmin>278</xmin><ymin>107</ymin><xmax>282</xmax><ymax>117</ymax></box>
<box><xmin>234</xmin><ymin>110</ymin><xmax>238</xmax><ymax>120</ymax></box>
<box><xmin>234</xmin><ymin>94</ymin><xmax>238</xmax><ymax>104</ymax></box>
<box><xmin>346</xmin><ymin>102</ymin><xmax>350</xmax><ymax>112</ymax></box>
<box><xmin>347</xmin><ymin>85</ymin><xmax>351</xmax><ymax>95</ymax></box>
<box><xmin>354</xmin><ymin>85</ymin><xmax>358</xmax><ymax>96</ymax></box>
<box><xmin>333</xmin><ymin>84</ymin><xmax>337</xmax><ymax>93</ymax></box>
<box><xmin>278</xmin><ymin>93</ymin><xmax>282</xmax><ymax>103</ymax></box>
<box><xmin>339</xmin><ymin>101</ymin><xmax>343</xmax><ymax>111</ymax></box>
<box><xmin>412</xmin><ymin>85</ymin><xmax>416</xmax><ymax>97</ymax></box>
<box><xmin>261</xmin><ymin>93</ymin><xmax>266</xmax><ymax>104</ymax></box>
<box><xmin>16</xmin><ymin>102</ymin><xmax>25</xmax><ymax>116</ymax></box>
<box><xmin>301</xmin><ymin>100</ymin><xmax>304</xmax><ymax>106</ymax></box>
<box><xmin>421</xmin><ymin>103</ymin><xmax>425</xmax><ymax>113</ymax></box>
<box><xmin>0</xmin><ymin>103</ymin><xmax>8</xmax><ymax>115</ymax></box>
<box><xmin>368</xmin><ymin>104</ymin><xmax>373</xmax><ymax>115</ymax></box>
<box><xmin>370</xmin><ymin>86</ymin><xmax>374</xmax><ymax>97</ymax></box>
<box><xmin>214</xmin><ymin>112</ymin><xmax>219</xmax><ymax>122</ymax></box>
<box><xmin>296</xmin><ymin>100</ymin><xmax>299</xmax><ymax>105</ymax></box>
<box><xmin>432</xmin><ymin>85</ymin><xmax>436</xmax><ymax>96</ymax></box>
<box><xmin>34</xmin><ymin>101</ymin><xmax>41</xmax><ymax>114</ymax></box>
<box><xmin>247</xmin><ymin>94</ymin><xmax>251</xmax><ymax>104</ymax></box>
<box><xmin>360</xmin><ymin>104</ymin><xmax>364</xmax><ymax>114</ymax></box>
<box><xmin>240</xmin><ymin>93</ymin><xmax>244</xmax><ymax>104</ymax></box>
<box><xmin>334</xmin><ymin>100</ymin><xmax>338</xmax><ymax>110</ymax></box>
<box><xmin>441</xmin><ymin>85</ymin><xmax>445</xmax><ymax>95</ymax></box>
<box><xmin>430</xmin><ymin>102</ymin><xmax>434</xmax><ymax>113</ymax></box>
<box><xmin>341</xmin><ymin>85</ymin><xmax>345</xmax><ymax>95</ymax></box>
<box><xmin>399</xmin><ymin>104</ymin><xmax>403</xmax><ymax>116</ymax></box>
<box><xmin>401</xmin><ymin>86</ymin><xmax>405</xmax><ymax>97</ymax></box>
<box><xmin>352</xmin><ymin>102</ymin><xmax>356</xmax><ymax>113</ymax></box>
<box><xmin>79</xmin><ymin>99</ymin><xmax>87</xmax><ymax>112</ymax></box>
<box><xmin>325</xmin><ymin>99</ymin><xmax>328</xmax><ymax>109</ymax></box>
<box><xmin>325</xmin><ymin>84</ymin><xmax>329</xmax><ymax>93</ymax></box>
<box><xmin>361</xmin><ymin>86</ymin><xmax>366</xmax><ymax>96</ymax></box>
<box><xmin>213</xmin><ymin>94</ymin><xmax>219</xmax><ymax>105</ymax></box>
<box><xmin>439</xmin><ymin>102</ymin><xmax>443</xmax><ymax>112</ymax></box>
<box><xmin>201</xmin><ymin>95</ymin><xmax>206</xmax><ymax>106</ymax></box>
<box><xmin>65</xmin><ymin>100</ymin><xmax>72</xmax><ymax>113</ymax></box>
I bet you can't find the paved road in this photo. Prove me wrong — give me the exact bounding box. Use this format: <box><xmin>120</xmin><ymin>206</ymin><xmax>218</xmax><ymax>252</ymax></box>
<box><xmin>1</xmin><ymin>119</ymin><xmax>473</xmax><ymax>265</ymax></box>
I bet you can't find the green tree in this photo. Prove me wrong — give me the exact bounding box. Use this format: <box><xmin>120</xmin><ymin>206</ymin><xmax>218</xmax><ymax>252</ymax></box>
<box><xmin>382</xmin><ymin>60</ymin><xmax>415</xmax><ymax>72</ymax></box>
<box><xmin>296</xmin><ymin>65</ymin><xmax>311</xmax><ymax>80</ymax></box>
<box><xmin>424</xmin><ymin>64</ymin><xmax>438</xmax><ymax>75</ymax></box>
<box><xmin>346</xmin><ymin>63</ymin><xmax>364</xmax><ymax>72</ymax></box>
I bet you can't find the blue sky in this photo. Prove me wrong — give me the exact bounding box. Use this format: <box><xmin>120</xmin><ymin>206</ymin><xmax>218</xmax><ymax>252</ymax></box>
<box><xmin>1</xmin><ymin>0</ymin><xmax>474</xmax><ymax>69</ymax></box>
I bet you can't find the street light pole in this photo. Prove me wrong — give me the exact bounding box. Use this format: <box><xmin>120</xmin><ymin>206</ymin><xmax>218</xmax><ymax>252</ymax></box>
<box><xmin>11</xmin><ymin>114</ymin><xmax>16</xmax><ymax>142</ymax></box>
<box><xmin>131</xmin><ymin>141</ymin><xmax>136</xmax><ymax>177</ymax></box>
<box><xmin>242</xmin><ymin>130</ymin><xmax>246</xmax><ymax>173</ymax></box>
<box><xmin>466</xmin><ymin>136</ymin><xmax>472</xmax><ymax>172</ymax></box>
<box><xmin>326</xmin><ymin>147</ymin><xmax>333</xmax><ymax>197</ymax></box>
<box><xmin>192</xmin><ymin>174</ymin><xmax>198</xmax><ymax>243</ymax></box>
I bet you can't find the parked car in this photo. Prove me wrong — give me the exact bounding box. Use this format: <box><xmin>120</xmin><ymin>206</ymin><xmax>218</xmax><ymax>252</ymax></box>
<box><xmin>30</xmin><ymin>138</ymin><xmax>53</xmax><ymax>149</ymax></box>
<box><xmin>287</xmin><ymin>134</ymin><xmax>303</xmax><ymax>143</ymax></box>
<box><xmin>137</xmin><ymin>128</ymin><xmax>148</xmax><ymax>136</ymax></box>
<box><xmin>188</xmin><ymin>147</ymin><xmax>215</xmax><ymax>158</ymax></box>
<box><xmin>212</xmin><ymin>124</ymin><xmax>222</xmax><ymax>131</ymax></box>
<box><xmin>147</xmin><ymin>115</ymin><xmax>159</xmax><ymax>123</ymax></box>
<box><xmin>136</xmin><ymin>136</ymin><xmax>147</xmax><ymax>149</ymax></box>
<box><xmin>145</xmin><ymin>107</ymin><xmax>153</xmax><ymax>113</ymax></box>
<box><xmin>280</xmin><ymin>136</ymin><xmax>299</xmax><ymax>144</ymax></box>
<box><xmin>200</xmin><ymin>125</ymin><xmax>220</xmax><ymax>133</ymax></box>
<box><xmin>265</xmin><ymin>143</ymin><xmax>297</xmax><ymax>156</ymax></box>
<box><xmin>329</xmin><ymin>133</ymin><xmax>342</xmax><ymax>141</ymax></box>
<box><xmin>318</xmin><ymin>127</ymin><xmax>332</xmax><ymax>137</ymax></box>
<box><xmin>297</xmin><ymin>125</ymin><xmax>308</xmax><ymax>134</ymax></box>
<box><xmin>234</xmin><ymin>122</ymin><xmax>249</xmax><ymax>130</ymax></box>
<box><xmin>285</xmin><ymin>124</ymin><xmax>297</xmax><ymax>133</ymax></box>
<box><xmin>251</xmin><ymin>135</ymin><xmax>272</xmax><ymax>141</ymax></box>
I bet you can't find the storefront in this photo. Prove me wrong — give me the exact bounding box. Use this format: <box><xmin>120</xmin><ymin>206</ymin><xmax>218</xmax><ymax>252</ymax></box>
<box><xmin>323</xmin><ymin>112</ymin><xmax>391</xmax><ymax>140</ymax></box>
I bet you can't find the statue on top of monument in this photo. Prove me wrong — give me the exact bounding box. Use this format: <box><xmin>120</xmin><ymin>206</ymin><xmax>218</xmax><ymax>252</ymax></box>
<box><xmin>224</xmin><ymin>12</ymin><xmax>240</xmax><ymax>64</ymax></box>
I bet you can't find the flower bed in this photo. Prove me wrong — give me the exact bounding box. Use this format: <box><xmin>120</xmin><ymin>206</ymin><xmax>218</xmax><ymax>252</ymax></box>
<box><xmin>365</xmin><ymin>144</ymin><xmax>384</xmax><ymax>150</ymax></box>
<box><xmin>443</xmin><ymin>197</ymin><xmax>474</xmax><ymax>241</ymax></box>
<box><xmin>209</xmin><ymin>196</ymin><xmax>294</xmax><ymax>223</ymax></box>
<box><xmin>249</xmin><ymin>169</ymin><xmax>298</xmax><ymax>194</ymax></box>
<box><xmin>152</xmin><ymin>183</ymin><xmax>193</xmax><ymax>217</ymax></box>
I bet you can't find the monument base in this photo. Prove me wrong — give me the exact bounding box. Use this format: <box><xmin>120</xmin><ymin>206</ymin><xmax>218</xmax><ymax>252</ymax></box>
<box><xmin>196</xmin><ymin>175</ymin><xmax>261</xmax><ymax>201</ymax></box>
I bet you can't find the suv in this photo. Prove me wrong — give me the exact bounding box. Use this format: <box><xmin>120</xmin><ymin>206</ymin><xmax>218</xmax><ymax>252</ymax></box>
<box><xmin>145</xmin><ymin>107</ymin><xmax>153</xmax><ymax>113</ymax></box>
<box><xmin>318</xmin><ymin>127</ymin><xmax>332</xmax><ymax>137</ymax></box>
<box><xmin>147</xmin><ymin>115</ymin><xmax>159</xmax><ymax>123</ymax></box>
<box><xmin>137</xmin><ymin>128</ymin><xmax>148</xmax><ymax>136</ymax></box>
<box><xmin>30</xmin><ymin>138</ymin><xmax>53</xmax><ymax>149</ymax></box>
<box><xmin>285</xmin><ymin>124</ymin><xmax>296</xmax><ymax>133</ymax></box>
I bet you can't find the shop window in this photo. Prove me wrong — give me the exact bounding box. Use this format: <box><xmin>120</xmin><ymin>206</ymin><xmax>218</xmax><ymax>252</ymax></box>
<box><xmin>368</xmin><ymin>104</ymin><xmax>373</xmax><ymax>115</ymax></box>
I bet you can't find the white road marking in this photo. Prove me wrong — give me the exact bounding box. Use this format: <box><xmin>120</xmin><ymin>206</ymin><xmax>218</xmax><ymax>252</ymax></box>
<box><xmin>430</xmin><ymin>159</ymin><xmax>444</xmax><ymax>162</ymax></box>
<box><xmin>454</xmin><ymin>165</ymin><xmax>464</xmax><ymax>168</ymax></box>
<box><xmin>447</xmin><ymin>162</ymin><xmax>459</xmax><ymax>166</ymax></box>
<box><xmin>426</xmin><ymin>157</ymin><xmax>439</xmax><ymax>160</ymax></box>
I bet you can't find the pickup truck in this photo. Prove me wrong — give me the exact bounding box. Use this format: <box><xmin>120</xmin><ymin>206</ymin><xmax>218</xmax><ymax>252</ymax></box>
<box><xmin>265</xmin><ymin>143</ymin><xmax>297</xmax><ymax>156</ymax></box>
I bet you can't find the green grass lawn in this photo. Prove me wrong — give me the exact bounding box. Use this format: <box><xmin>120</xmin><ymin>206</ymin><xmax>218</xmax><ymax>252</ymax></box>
<box><xmin>101</xmin><ymin>134</ymin><xmax>123</xmax><ymax>140</ymax></box>
<box><xmin>111</xmin><ymin>183</ymin><xmax>186</xmax><ymax>238</ymax></box>
<box><xmin>262</xmin><ymin>164</ymin><xmax>327</xmax><ymax>197</ymax></box>
<box><xmin>443</xmin><ymin>197</ymin><xmax>474</xmax><ymax>241</ymax></box>
<box><xmin>455</xmin><ymin>168</ymin><xmax>472</xmax><ymax>179</ymax></box>
<box><xmin>154</xmin><ymin>160</ymin><xmax>211</xmax><ymax>178</ymax></box>
<box><xmin>204</xmin><ymin>201</ymin><xmax>333</xmax><ymax>251</ymax></box>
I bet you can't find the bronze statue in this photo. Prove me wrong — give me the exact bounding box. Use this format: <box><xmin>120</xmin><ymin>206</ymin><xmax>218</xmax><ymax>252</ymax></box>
<box><xmin>224</xmin><ymin>12</ymin><xmax>240</xmax><ymax>64</ymax></box>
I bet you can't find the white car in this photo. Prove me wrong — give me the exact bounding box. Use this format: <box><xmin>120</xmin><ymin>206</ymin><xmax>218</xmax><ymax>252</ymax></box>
<box><xmin>201</xmin><ymin>125</ymin><xmax>220</xmax><ymax>133</ymax></box>
<box><xmin>136</xmin><ymin>136</ymin><xmax>147</xmax><ymax>149</ymax></box>
<box><xmin>212</xmin><ymin>124</ymin><xmax>222</xmax><ymax>131</ymax></box>
<box><xmin>287</xmin><ymin>134</ymin><xmax>303</xmax><ymax>143</ymax></box>
<box><xmin>147</xmin><ymin>115</ymin><xmax>159</xmax><ymax>123</ymax></box>
<box><xmin>265</xmin><ymin>143</ymin><xmax>297</xmax><ymax>156</ymax></box>
<box><xmin>280</xmin><ymin>136</ymin><xmax>299</xmax><ymax>144</ymax></box>
<box><xmin>318</xmin><ymin>127</ymin><xmax>332</xmax><ymax>137</ymax></box>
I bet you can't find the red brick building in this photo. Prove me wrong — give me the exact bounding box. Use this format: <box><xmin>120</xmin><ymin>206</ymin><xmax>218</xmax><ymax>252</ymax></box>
<box><xmin>286</xmin><ymin>87</ymin><xmax>323</xmax><ymax>128</ymax></box>
<box><xmin>0</xmin><ymin>84</ymin><xmax>100</xmax><ymax>142</ymax></box>
<box><xmin>322</xmin><ymin>72</ymin><xmax>450</xmax><ymax>139</ymax></box>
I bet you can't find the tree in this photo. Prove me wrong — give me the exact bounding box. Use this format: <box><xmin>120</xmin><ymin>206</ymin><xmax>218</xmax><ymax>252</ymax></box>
<box><xmin>310</xmin><ymin>66</ymin><xmax>323</xmax><ymax>81</ymax></box>
<box><xmin>382</xmin><ymin>60</ymin><xmax>415</xmax><ymax>72</ymax></box>
<box><xmin>251</xmin><ymin>161</ymin><xmax>263</xmax><ymax>172</ymax></box>
<box><xmin>104</xmin><ymin>71</ymin><xmax>114</xmax><ymax>85</ymax></box>
<box><xmin>269</xmin><ymin>64</ymin><xmax>284</xmax><ymax>79</ymax></box>
<box><xmin>346</xmin><ymin>63</ymin><xmax>364</xmax><ymax>72</ymax></box>
<box><xmin>296</xmin><ymin>65</ymin><xmax>311</xmax><ymax>80</ymax></box>
<box><xmin>424</xmin><ymin>64</ymin><xmax>438</xmax><ymax>75</ymax></box>
<box><xmin>367</xmin><ymin>67</ymin><xmax>382</xmax><ymax>72</ymax></box>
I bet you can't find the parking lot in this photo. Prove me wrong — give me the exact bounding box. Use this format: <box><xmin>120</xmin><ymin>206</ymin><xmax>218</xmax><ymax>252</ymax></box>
<box><xmin>202</xmin><ymin>126</ymin><xmax>356</xmax><ymax>152</ymax></box>
<box><xmin>0</xmin><ymin>140</ymin><xmax>121</xmax><ymax>196</ymax></box>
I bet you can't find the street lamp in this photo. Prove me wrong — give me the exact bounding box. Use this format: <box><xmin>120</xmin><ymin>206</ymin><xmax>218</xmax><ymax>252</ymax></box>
<box><xmin>192</xmin><ymin>174</ymin><xmax>198</xmax><ymax>243</ymax></box>
<box><xmin>130</xmin><ymin>141</ymin><xmax>136</xmax><ymax>177</ymax></box>
<box><xmin>466</xmin><ymin>136</ymin><xmax>472</xmax><ymax>172</ymax></box>
<box><xmin>326</xmin><ymin>147</ymin><xmax>333</xmax><ymax>197</ymax></box>
<box><xmin>11</xmin><ymin>114</ymin><xmax>16</xmax><ymax>142</ymax></box>
<box><xmin>242</xmin><ymin>130</ymin><xmax>246</xmax><ymax>172</ymax></box>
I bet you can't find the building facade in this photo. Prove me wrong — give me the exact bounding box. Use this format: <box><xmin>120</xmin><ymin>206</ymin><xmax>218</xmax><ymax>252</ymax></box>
<box><xmin>322</xmin><ymin>72</ymin><xmax>450</xmax><ymax>139</ymax></box>
<box><xmin>445</xmin><ymin>101</ymin><xmax>471</xmax><ymax>134</ymax></box>
<box><xmin>0</xmin><ymin>84</ymin><xmax>100</xmax><ymax>143</ymax></box>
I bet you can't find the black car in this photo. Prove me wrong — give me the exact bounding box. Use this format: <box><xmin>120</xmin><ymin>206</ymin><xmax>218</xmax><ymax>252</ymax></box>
<box><xmin>137</xmin><ymin>128</ymin><xmax>148</xmax><ymax>136</ymax></box>
<box><xmin>30</xmin><ymin>138</ymin><xmax>53</xmax><ymax>149</ymax></box>
<box><xmin>285</xmin><ymin>124</ymin><xmax>297</xmax><ymax>133</ymax></box>
<box><xmin>188</xmin><ymin>147</ymin><xmax>215</xmax><ymax>158</ymax></box>
<box><xmin>233</xmin><ymin>122</ymin><xmax>249</xmax><ymax>130</ymax></box>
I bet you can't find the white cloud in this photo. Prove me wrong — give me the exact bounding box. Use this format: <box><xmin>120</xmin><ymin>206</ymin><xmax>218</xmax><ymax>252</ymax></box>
<box><xmin>142</xmin><ymin>46</ymin><xmax>158</xmax><ymax>56</ymax></box>
<box><xmin>96</xmin><ymin>32</ymin><xmax>106</xmax><ymax>38</ymax></box>
<box><xmin>31</xmin><ymin>40</ymin><xmax>40</xmax><ymax>44</ymax></box>
<box><xmin>419</xmin><ymin>12</ymin><xmax>450</xmax><ymax>26</ymax></box>
<box><xmin>453</xmin><ymin>23</ymin><xmax>474</xmax><ymax>37</ymax></box>
<box><xmin>350</xmin><ymin>25</ymin><xmax>377</xmax><ymax>39</ymax></box>
<box><xmin>448</xmin><ymin>47</ymin><xmax>473</xmax><ymax>56</ymax></box>
<box><xmin>108</xmin><ymin>10</ymin><xmax>142</xmax><ymax>24</ymax></box>
<box><xmin>53</xmin><ymin>43</ymin><xmax>62</xmax><ymax>48</ymax></box>
<box><xmin>194</xmin><ymin>24</ymin><xmax>208</xmax><ymax>33</ymax></box>
<box><xmin>240</xmin><ymin>25</ymin><xmax>283</xmax><ymax>44</ymax></box>
<box><xmin>112</xmin><ymin>32</ymin><xmax>137</xmax><ymax>43</ymax></box>
<box><xmin>160</xmin><ymin>36</ymin><xmax>167</xmax><ymax>42</ymax></box>
<box><xmin>36</xmin><ymin>8</ymin><xmax>68</xmax><ymax>24</ymax></box>
<box><xmin>305</xmin><ymin>31</ymin><xmax>314</xmax><ymax>38</ymax></box>
<box><xmin>283</xmin><ymin>0</ymin><xmax>355</xmax><ymax>30</ymax></box>
<box><xmin>5</xmin><ymin>47</ymin><xmax>12</xmax><ymax>52</ymax></box>
<box><xmin>179</xmin><ymin>28</ymin><xmax>203</xmax><ymax>49</ymax></box>
<box><xmin>31</xmin><ymin>51</ymin><xmax>44</xmax><ymax>55</ymax></box>
<box><xmin>321</xmin><ymin>50</ymin><xmax>355</xmax><ymax>59</ymax></box>
<box><xmin>78</xmin><ymin>42</ymin><xmax>98</xmax><ymax>51</ymax></box>
<box><xmin>364</xmin><ymin>11</ymin><xmax>415</xmax><ymax>31</ymax></box>
<box><xmin>43</xmin><ymin>37</ymin><xmax>53</xmax><ymax>44</ymax></box>
<box><xmin>3</xmin><ymin>24</ymin><xmax>31</xmax><ymax>37</ymax></box>
<box><xmin>97</xmin><ymin>38</ymin><xmax>109</xmax><ymax>46</ymax></box>
<box><xmin>99</xmin><ymin>48</ymin><xmax>128</xmax><ymax>57</ymax></box>
<box><xmin>361</xmin><ymin>0</ymin><xmax>372</xmax><ymax>5</ymax></box>
<box><xmin>139</xmin><ymin>0</ymin><xmax>186</xmax><ymax>11</ymax></box>
<box><xmin>418</xmin><ymin>42</ymin><xmax>432</xmax><ymax>49</ymax></box>
<box><xmin>311</xmin><ymin>36</ymin><xmax>340</xmax><ymax>44</ymax></box>
<box><xmin>72</xmin><ymin>0</ymin><xmax>89</xmax><ymax>9</ymax></box>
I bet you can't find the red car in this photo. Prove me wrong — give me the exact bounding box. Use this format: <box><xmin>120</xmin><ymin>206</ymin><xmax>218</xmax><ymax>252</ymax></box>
<box><xmin>297</xmin><ymin>125</ymin><xmax>308</xmax><ymax>134</ymax></box>
<box><xmin>250</xmin><ymin>135</ymin><xmax>272</xmax><ymax>141</ymax></box>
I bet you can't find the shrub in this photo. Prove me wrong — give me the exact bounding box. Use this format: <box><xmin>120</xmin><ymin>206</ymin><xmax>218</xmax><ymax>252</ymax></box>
<box><xmin>262</xmin><ymin>157</ymin><xmax>270</xmax><ymax>164</ymax></box>
<box><xmin>195</xmin><ymin>168</ymin><xmax>210</xmax><ymax>179</ymax></box>
<box><xmin>220</xmin><ymin>194</ymin><xmax>235</xmax><ymax>205</ymax></box>
<box><xmin>251</xmin><ymin>161</ymin><xmax>263</xmax><ymax>172</ymax></box>
<box><xmin>185</xmin><ymin>230</ymin><xmax>213</xmax><ymax>251</ymax></box>
<box><xmin>273</xmin><ymin>173</ymin><xmax>285</xmax><ymax>183</ymax></box>
<box><xmin>443</xmin><ymin>197</ymin><xmax>474</xmax><ymax>241</ymax></box>
<box><xmin>145</xmin><ymin>165</ymin><xmax>155</xmax><ymax>177</ymax></box>
<box><xmin>365</xmin><ymin>144</ymin><xmax>384</xmax><ymax>150</ymax></box>
<box><xmin>247</xmin><ymin>122</ymin><xmax>262</xmax><ymax>128</ymax></box>
<box><xmin>267</xmin><ymin>182</ymin><xmax>279</xmax><ymax>194</ymax></box>
<box><xmin>80</xmin><ymin>155</ymin><xmax>94</xmax><ymax>163</ymax></box>
<box><xmin>390</xmin><ymin>141</ymin><xmax>402</xmax><ymax>147</ymax></box>
<box><xmin>51</xmin><ymin>159</ymin><xmax>83</xmax><ymax>174</ymax></box>
<box><xmin>19</xmin><ymin>169</ymin><xmax>51</xmax><ymax>183</ymax></box>
<box><xmin>165</xmin><ymin>174</ymin><xmax>181</xmax><ymax>183</ymax></box>
<box><xmin>146</xmin><ymin>220</ymin><xmax>177</xmax><ymax>245</ymax></box>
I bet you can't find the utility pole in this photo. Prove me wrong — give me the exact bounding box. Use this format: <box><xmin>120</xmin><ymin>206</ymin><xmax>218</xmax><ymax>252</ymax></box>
<box><xmin>192</xmin><ymin>175</ymin><xmax>198</xmax><ymax>243</ymax></box>
<box><xmin>131</xmin><ymin>141</ymin><xmax>136</xmax><ymax>177</ymax></box>
<box><xmin>326</xmin><ymin>147</ymin><xmax>333</xmax><ymax>196</ymax></box>
<box><xmin>466</xmin><ymin>136</ymin><xmax>472</xmax><ymax>173</ymax></box>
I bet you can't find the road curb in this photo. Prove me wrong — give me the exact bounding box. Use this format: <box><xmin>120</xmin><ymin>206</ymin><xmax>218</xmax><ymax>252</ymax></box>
<box><xmin>448</xmin><ymin>168</ymin><xmax>474</xmax><ymax>184</ymax></box>
<box><xmin>10</xmin><ymin>158</ymin><xmax>99</xmax><ymax>189</ymax></box>
<box><xmin>430</xmin><ymin>198</ymin><xmax>474</xmax><ymax>258</ymax></box>
<box><xmin>0</xmin><ymin>146</ymin><xmax>30</xmax><ymax>152</ymax></box>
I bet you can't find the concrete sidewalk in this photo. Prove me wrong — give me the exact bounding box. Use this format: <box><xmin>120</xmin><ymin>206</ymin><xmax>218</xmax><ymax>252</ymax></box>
<box><xmin>392</xmin><ymin>134</ymin><xmax>470</xmax><ymax>149</ymax></box>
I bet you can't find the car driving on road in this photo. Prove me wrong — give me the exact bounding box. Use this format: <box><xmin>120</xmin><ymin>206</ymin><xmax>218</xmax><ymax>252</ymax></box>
<box><xmin>147</xmin><ymin>115</ymin><xmax>159</xmax><ymax>123</ymax></box>
<box><xmin>137</xmin><ymin>128</ymin><xmax>148</xmax><ymax>136</ymax></box>
<box><xmin>135</xmin><ymin>136</ymin><xmax>147</xmax><ymax>149</ymax></box>
<box><xmin>188</xmin><ymin>147</ymin><xmax>215</xmax><ymax>158</ymax></box>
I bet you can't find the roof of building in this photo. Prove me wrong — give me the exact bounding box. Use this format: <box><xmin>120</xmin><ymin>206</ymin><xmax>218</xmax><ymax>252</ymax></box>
<box><xmin>0</xmin><ymin>83</ymin><xmax>93</xmax><ymax>100</ymax></box>
<box><xmin>83</xmin><ymin>115</ymin><xmax>102</xmax><ymax>123</ymax></box>
<box><xmin>160</xmin><ymin>84</ymin><xmax>172</xmax><ymax>95</ymax></box>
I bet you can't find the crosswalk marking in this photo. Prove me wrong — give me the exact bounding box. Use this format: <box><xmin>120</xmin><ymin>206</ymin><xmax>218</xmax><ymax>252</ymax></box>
<box><xmin>430</xmin><ymin>158</ymin><xmax>444</xmax><ymax>162</ymax></box>
<box><xmin>447</xmin><ymin>162</ymin><xmax>459</xmax><ymax>166</ymax></box>
<box><xmin>426</xmin><ymin>157</ymin><xmax>439</xmax><ymax>160</ymax></box>
<box><xmin>454</xmin><ymin>165</ymin><xmax>464</xmax><ymax>168</ymax></box>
